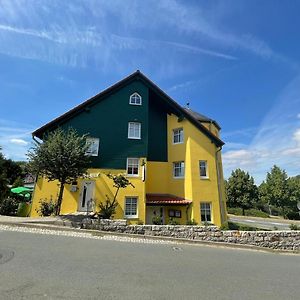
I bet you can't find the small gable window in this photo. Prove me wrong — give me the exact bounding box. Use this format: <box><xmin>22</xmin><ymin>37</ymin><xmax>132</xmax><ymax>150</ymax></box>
<box><xmin>129</xmin><ymin>93</ymin><xmax>142</xmax><ymax>105</ymax></box>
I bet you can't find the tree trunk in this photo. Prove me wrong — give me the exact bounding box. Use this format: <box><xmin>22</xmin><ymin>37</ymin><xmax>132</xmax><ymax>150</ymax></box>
<box><xmin>56</xmin><ymin>182</ymin><xmax>65</xmax><ymax>216</ymax></box>
<box><xmin>242</xmin><ymin>207</ymin><xmax>245</xmax><ymax>216</ymax></box>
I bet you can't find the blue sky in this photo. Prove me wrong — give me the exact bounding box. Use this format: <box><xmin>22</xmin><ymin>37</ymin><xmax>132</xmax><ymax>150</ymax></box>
<box><xmin>0</xmin><ymin>0</ymin><xmax>299</xmax><ymax>183</ymax></box>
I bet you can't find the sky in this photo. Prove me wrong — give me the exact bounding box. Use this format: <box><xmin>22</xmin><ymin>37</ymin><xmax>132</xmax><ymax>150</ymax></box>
<box><xmin>0</xmin><ymin>0</ymin><xmax>299</xmax><ymax>183</ymax></box>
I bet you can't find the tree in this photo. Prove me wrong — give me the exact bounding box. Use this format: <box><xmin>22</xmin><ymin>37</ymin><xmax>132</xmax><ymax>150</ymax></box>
<box><xmin>226</xmin><ymin>169</ymin><xmax>258</xmax><ymax>215</ymax></box>
<box><xmin>99</xmin><ymin>173</ymin><xmax>134</xmax><ymax>219</ymax></box>
<box><xmin>27</xmin><ymin>128</ymin><xmax>90</xmax><ymax>215</ymax></box>
<box><xmin>2</xmin><ymin>159</ymin><xmax>23</xmax><ymax>185</ymax></box>
<box><xmin>259</xmin><ymin>165</ymin><xmax>291</xmax><ymax>217</ymax></box>
<box><xmin>0</xmin><ymin>147</ymin><xmax>9</xmax><ymax>200</ymax></box>
<box><xmin>286</xmin><ymin>176</ymin><xmax>300</xmax><ymax>219</ymax></box>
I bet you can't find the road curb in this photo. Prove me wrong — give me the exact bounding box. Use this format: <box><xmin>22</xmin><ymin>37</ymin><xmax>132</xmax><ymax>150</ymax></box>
<box><xmin>0</xmin><ymin>221</ymin><xmax>299</xmax><ymax>255</ymax></box>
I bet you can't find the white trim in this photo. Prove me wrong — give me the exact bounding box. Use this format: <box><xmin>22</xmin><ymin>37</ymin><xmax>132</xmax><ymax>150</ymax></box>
<box><xmin>126</xmin><ymin>158</ymin><xmax>139</xmax><ymax>177</ymax></box>
<box><xmin>128</xmin><ymin>122</ymin><xmax>141</xmax><ymax>139</ymax></box>
<box><xmin>124</xmin><ymin>196</ymin><xmax>138</xmax><ymax>218</ymax></box>
<box><xmin>129</xmin><ymin>92</ymin><xmax>142</xmax><ymax>105</ymax></box>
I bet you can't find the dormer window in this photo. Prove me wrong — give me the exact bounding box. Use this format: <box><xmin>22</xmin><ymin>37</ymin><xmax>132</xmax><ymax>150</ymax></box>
<box><xmin>129</xmin><ymin>93</ymin><xmax>142</xmax><ymax>105</ymax></box>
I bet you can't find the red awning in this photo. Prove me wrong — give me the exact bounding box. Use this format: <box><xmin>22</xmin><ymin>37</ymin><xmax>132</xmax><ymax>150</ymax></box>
<box><xmin>146</xmin><ymin>194</ymin><xmax>192</xmax><ymax>206</ymax></box>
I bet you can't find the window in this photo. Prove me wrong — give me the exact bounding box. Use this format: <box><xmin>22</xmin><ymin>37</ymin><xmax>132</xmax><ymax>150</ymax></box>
<box><xmin>128</xmin><ymin>122</ymin><xmax>141</xmax><ymax>139</ymax></box>
<box><xmin>173</xmin><ymin>128</ymin><xmax>183</xmax><ymax>144</ymax></box>
<box><xmin>127</xmin><ymin>158</ymin><xmax>139</xmax><ymax>176</ymax></box>
<box><xmin>200</xmin><ymin>202</ymin><xmax>212</xmax><ymax>222</ymax></box>
<box><xmin>129</xmin><ymin>93</ymin><xmax>142</xmax><ymax>105</ymax></box>
<box><xmin>199</xmin><ymin>160</ymin><xmax>208</xmax><ymax>178</ymax></box>
<box><xmin>85</xmin><ymin>137</ymin><xmax>99</xmax><ymax>156</ymax></box>
<box><xmin>173</xmin><ymin>161</ymin><xmax>185</xmax><ymax>178</ymax></box>
<box><xmin>125</xmin><ymin>197</ymin><xmax>138</xmax><ymax>218</ymax></box>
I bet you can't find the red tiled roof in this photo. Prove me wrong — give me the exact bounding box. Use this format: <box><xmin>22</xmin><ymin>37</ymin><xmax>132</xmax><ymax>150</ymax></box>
<box><xmin>146</xmin><ymin>194</ymin><xmax>192</xmax><ymax>205</ymax></box>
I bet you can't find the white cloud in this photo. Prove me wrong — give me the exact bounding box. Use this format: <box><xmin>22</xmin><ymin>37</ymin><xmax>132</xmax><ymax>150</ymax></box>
<box><xmin>0</xmin><ymin>119</ymin><xmax>33</xmax><ymax>160</ymax></box>
<box><xmin>222</xmin><ymin>149</ymin><xmax>255</xmax><ymax>168</ymax></box>
<box><xmin>222</xmin><ymin>75</ymin><xmax>300</xmax><ymax>183</ymax></box>
<box><xmin>0</xmin><ymin>0</ymin><xmax>289</xmax><ymax>72</ymax></box>
<box><xmin>10</xmin><ymin>138</ymin><xmax>28</xmax><ymax>145</ymax></box>
<box><xmin>293</xmin><ymin>128</ymin><xmax>300</xmax><ymax>143</ymax></box>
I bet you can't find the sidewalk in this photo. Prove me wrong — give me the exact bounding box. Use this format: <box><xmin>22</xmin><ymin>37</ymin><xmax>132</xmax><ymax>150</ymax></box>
<box><xmin>0</xmin><ymin>215</ymin><xmax>299</xmax><ymax>254</ymax></box>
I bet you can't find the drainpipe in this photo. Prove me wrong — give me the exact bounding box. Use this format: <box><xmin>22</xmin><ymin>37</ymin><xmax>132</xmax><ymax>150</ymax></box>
<box><xmin>215</xmin><ymin>146</ymin><xmax>226</xmax><ymax>224</ymax></box>
<box><xmin>32</xmin><ymin>134</ymin><xmax>42</xmax><ymax>145</ymax></box>
<box><xmin>186</xmin><ymin>203</ymin><xmax>190</xmax><ymax>223</ymax></box>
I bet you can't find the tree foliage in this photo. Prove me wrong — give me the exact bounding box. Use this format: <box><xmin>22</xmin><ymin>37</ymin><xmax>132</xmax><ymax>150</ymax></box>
<box><xmin>27</xmin><ymin>128</ymin><xmax>90</xmax><ymax>215</ymax></box>
<box><xmin>227</xmin><ymin>165</ymin><xmax>300</xmax><ymax>220</ymax></box>
<box><xmin>262</xmin><ymin>165</ymin><xmax>289</xmax><ymax>208</ymax></box>
<box><xmin>226</xmin><ymin>169</ymin><xmax>258</xmax><ymax>215</ymax></box>
<box><xmin>99</xmin><ymin>173</ymin><xmax>134</xmax><ymax>219</ymax></box>
<box><xmin>0</xmin><ymin>147</ymin><xmax>9</xmax><ymax>200</ymax></box>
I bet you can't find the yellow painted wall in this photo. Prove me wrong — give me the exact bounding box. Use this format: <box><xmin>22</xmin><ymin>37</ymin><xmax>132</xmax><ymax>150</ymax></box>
<box><xmin>31</xmin><ymin>163</ymin><xmax>147</xmax><ymax>224</ymax></box>
<box><xmin>146</xmin><ymin>114</ymin><xmax>226</xmax><ymax>226</ymax></box>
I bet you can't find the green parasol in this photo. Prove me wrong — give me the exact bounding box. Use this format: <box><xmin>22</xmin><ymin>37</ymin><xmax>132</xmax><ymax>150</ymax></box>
<box><xmin>10</xmin><ymin>187</ymin><xmax>33</xmax><ymax>199</ymax></box>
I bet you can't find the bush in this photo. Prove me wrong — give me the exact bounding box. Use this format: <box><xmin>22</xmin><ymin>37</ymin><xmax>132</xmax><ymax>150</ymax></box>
<box><xmin>224</xmin><ymin>221</ymin><xmax>266</xmax><ymax>231</ymax></box>
<box><xmin>285</xmin><ymin>211</ymin><xmax>300</xmax><ymax>220</ymax></box>
<box><xmin>99</xmin><ymin>196</ymin><xmax>117</xmax><ymax>219</ymax></box>
<box><xmin>220</xmin><ymin>222</ymin><xmax>229</xmax><ymax>230</ymax></box>
<box><xmin>152</xmin><ymin>216</ymin><xmax>162</xmax><ymax>225</ymax></box>
<box><xmin>227</xmin><ymin>207</ymin><xmax>269</xmax><ymax>218</ymax></box>
<box><xmin>36</xmin><ymin>198</ymin><xmax>57</xmax><ymax>216</ymax></box>
<box><xmin>168</xmin><ymin>218</ymin><xmax>179</xmax><ymax>225</ymax></box>
<box><xmin>186</xmin><ymin>219</ymin><xmax>198</xmax><ymax>225</ymax></box>
<box><xmin>245</xmin><ymin>209</ymin><xmax>269</xmax><ymax>218</ymax></box>
<box><xmin>227</xmin><ymin>207</ymin><xmax>243</xmax><ymax>215</ymax></box>
<box><xmin>0</xmin><ymin>197</ymin><xmax>18</xmax><ymax>216</ymax></box>
<box><xmin>289</xmin><ymin>223</ymin><xmax>300</xmax><ymax>230</ymax></box>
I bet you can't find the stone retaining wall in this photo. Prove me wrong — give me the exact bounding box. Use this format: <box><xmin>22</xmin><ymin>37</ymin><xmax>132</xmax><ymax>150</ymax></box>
<box><xmin>81</xmin><ymin>219</ymin><xmax>300</xmax><ymax>251</ymax></box>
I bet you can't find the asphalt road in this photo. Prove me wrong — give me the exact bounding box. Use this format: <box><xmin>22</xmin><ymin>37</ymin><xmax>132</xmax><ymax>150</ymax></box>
<box><xmin>1</xmin><ymin>229</ymin><xmax>299</xmax><ymax>300</ymax></box>
<box><xmin>228</xmin><ymin>215</ymin><xmax>300</xmax><ymax>230</ymax></box>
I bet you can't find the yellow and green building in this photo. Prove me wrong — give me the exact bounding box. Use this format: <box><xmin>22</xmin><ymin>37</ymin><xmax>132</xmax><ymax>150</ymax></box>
<box><xmin>30</xmin><ymin>70</ymin><xmax>227</xmax><ymax>226</ymax></box>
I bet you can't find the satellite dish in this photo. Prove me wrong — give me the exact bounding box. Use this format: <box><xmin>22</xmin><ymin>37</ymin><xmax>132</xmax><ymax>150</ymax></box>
<box><xmin>297</xmin><ymin>201</ymin><xmax>300</xmax><ymax>210</ymax></box>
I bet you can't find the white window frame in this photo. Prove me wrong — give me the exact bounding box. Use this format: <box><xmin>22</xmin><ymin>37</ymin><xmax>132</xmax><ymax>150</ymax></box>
<box><xmin>85</xmin><ymin>137</ymin><xmax>99</xmax><ymax>156</ymax></box>
<box><xmin>128</xmin><ymin>122</ymin><xmax>141</xmax><ymax>139</ymax></box>
<box><xmin>173</xmin><ymin>161</ymin><xmax>185</xmax><ymax>178</ymax></box>
<box><xmin>124</xmin><ymin>197</ymin><xmax>138</xmax><ymax>218</ymax></box>
<box><xmin>173</xmin><ymin>128</ymin><xmax>184</xmax><ymax>144</ymax></box>
<box><xmin>199</xmin><ymin>160</ymin><xmax>208</xmax><ymax>178</ymax></box>
<box><xmin>129</xmin><ymin>92</ymin><xmax>142</xmax><ymax>105</ymax></box>
<box><xmin>127</xmin><ymin>158</ymin><xmax>139</xmax><ymax>176</ymax></box>
<box><xmin>200</xmin><ymin>202</ymin><xmax>212</xmax><ymax>223</ymax></box>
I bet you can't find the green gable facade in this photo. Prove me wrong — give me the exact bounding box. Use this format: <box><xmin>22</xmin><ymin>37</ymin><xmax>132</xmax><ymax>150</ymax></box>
<box><xmin>33</xmin><ymin>71</ymin><xmax>224</xmax><ymax>170</ymax></box>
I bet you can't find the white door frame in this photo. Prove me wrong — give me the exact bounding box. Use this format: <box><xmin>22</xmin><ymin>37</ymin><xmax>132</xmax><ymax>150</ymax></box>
<box><xmin>78</xmin><ymin>180</ymin><xmax>95</xmax><ymax>212</ymax></box>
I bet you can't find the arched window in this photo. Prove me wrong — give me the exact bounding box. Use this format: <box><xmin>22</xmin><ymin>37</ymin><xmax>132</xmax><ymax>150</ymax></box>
<box><xmin>129</xmin><ymin>92</ymin><xmax>142</xmax><ymax>105</ymax></box>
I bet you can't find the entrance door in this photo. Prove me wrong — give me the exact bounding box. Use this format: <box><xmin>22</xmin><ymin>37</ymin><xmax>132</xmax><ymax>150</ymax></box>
<box><xmin>146</xmin><ymin>207</ymin><xmax>164</xmax><ymax>224</ymax></box>
<box><xmin>78</xmin><ymin>181</ymin><xmax>95</xmax><ymax>212</ymax></box>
